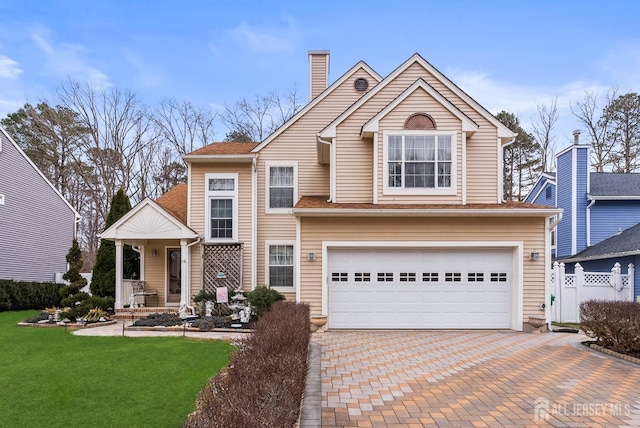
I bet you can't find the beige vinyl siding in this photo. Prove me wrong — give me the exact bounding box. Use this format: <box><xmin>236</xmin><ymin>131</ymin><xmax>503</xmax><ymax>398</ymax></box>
<box><xmin>335</xmin><ymin>61</ymin><xmax>501</xmax><ymax>204</ymax></box>
<box><xmin>309</xmin><ymin>53</ymin><xmax>329</xmax><ymax>99</ymax></box>
<box><xmin>376</xmin><ymin>89</ymin><xmax>463</xmax><ymax>204</ymax></box>
<box><xmin>256</xmin><ymin>68</ymin><xmax>378</xmax><ymax>288</ymax></box>
<box><xmin>189</xmin><ymin>163</ymin><xmax>253</xmax><ymax>291</ymax></box>
<box><xmin>299</xmin><ymin>216</ymin><xmax>546</xmax><ymax>326</ymax></box>
<box><xmin>141</xmin><ymin>240</ymin><xmax>180</xmax><ymax>305</ymax></box>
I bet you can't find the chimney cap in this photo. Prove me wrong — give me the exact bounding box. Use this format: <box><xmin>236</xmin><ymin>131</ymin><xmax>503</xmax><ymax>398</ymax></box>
<box><xmin>308</xmin><ymin>50</ymin><xmax>330</xmax><ymax>55</ymax></box>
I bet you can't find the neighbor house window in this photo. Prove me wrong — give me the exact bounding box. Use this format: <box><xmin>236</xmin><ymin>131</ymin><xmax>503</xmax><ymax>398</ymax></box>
<box><xmin>266</xmin><ymin>162</ymin><xmax>297</xmax><ymax>212</ymax></box>
<box><xmin>267</xmin><ymin>242</ymin><xmax>295</xmax><ymax>288</ymax></box>
<box><xmin>384</xmin><ymin>131</ymin><xmax>455</xmax><ymax>194</ymax></box>
<box><xmin>206</xmin><ymin>173</ymin><xmax>238</xmax><ymax>241</ymax></box>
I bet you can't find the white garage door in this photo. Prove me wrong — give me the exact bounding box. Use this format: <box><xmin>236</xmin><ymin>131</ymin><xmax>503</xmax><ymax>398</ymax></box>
<box><xmin>328</xmin><ymin>248</ymin><xmax>513</xmax><ymax>329</ymax></box>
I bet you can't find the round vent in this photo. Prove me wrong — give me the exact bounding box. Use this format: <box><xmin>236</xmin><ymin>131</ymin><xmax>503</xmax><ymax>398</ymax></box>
<box><xmin>354</xmin><ymin>77</ymin><xmax>369</xmax><ymax>93</ymax></box>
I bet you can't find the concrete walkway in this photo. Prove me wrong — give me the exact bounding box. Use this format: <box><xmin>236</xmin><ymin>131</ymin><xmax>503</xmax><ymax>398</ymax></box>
<box><xmin>314</xmin><ymin>331</ymin><xmax>640</xmax><ymax>427</ymax></box>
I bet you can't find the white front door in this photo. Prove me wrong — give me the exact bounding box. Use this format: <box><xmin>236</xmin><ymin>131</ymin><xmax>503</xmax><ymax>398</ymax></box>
<box><xmin>328</xmin><ymin>248</ymin><xmax>513</xmax><ymax>329</ymax></box>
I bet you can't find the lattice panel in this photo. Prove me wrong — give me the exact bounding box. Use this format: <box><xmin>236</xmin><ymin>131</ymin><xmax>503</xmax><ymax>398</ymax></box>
<box><xmin>550</xmin><ymin>272</ymin><xmax>555</xmax><ymax>283</ymax></box>
<box><xmin>584</xmin><ymin>273</ymin><xmax>611</xmax><ymax>287</ymax></box>
<box><xmin>564</xmin><ymin>275</ymin><xmax>575</xmax><ymax>287</ymax></box>
<box><xmin>622</xmin><ymin>276</ymin><xmax>630</xmax><ymax>288</ymax></box>
<box><xmin>202</xmin><ymin>243</ymin><xmax>243</xmax><ymax>294</ymax></box>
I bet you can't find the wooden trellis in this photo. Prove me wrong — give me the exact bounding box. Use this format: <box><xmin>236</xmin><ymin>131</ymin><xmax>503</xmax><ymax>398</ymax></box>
<box><xmin>202</xmin><ymin>243</ymin><xmax>243</xmax><ymax>294</ymax></box>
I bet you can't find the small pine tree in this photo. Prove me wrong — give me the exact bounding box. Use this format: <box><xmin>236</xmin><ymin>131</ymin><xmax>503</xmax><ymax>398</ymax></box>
<box><xmin>62</xmin><ymin>239</ymin><xmax>88</xmax><ymax>296</ymax></box>
<box><xmin>91</xmin><ymin>189</ymin><xmax>140</xmax><ymax>297</ymax></box>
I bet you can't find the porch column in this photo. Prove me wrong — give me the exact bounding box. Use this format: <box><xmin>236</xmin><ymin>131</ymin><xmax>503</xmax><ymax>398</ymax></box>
<box><xmin>115</xmin><ymin>240</ymin><xmax>123</xmax><ymax>309</ymax></box>
<box><xmin>180</xmin><ymin>239</ymin><xmax>189</xmax><ymax>309</ymax></box>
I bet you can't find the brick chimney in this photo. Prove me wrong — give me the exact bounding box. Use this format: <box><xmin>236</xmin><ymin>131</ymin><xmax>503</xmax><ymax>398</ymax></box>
<box><xmin>308</xmin><ymin>50</ymin><xmax>330</xmax><ymax>100</ymax></box>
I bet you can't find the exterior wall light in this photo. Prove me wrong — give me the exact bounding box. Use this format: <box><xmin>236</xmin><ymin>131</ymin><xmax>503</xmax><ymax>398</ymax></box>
<box><xmin>151</xmin><ymin>249</ymin><xmax>158</xmax><ymax>257</ymax></box>
<box><xmin>307</xmin><ymin>252</ymin><xmax>316</xmax><ymax>261</ymax></box>
<box><xmin>529</xmin><ymin>250</ymin><xmax>540</xmax><ymax>261</ymax></box>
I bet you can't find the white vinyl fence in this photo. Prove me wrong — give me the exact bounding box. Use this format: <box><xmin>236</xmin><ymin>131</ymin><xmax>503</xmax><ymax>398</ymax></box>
<box><xmin>54</xmin><ymin>272</ymin><xmax>92</xmax><ymax>294</ymax></box>
<box><xmin>550</xmin><ymin>262</ymin><xmax>634</xmax><ymax>323</ymax></box>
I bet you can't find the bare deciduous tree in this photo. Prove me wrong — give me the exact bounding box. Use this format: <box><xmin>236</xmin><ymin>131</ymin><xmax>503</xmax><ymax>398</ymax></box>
<box><xmin>531</xmin><ymin>98</ymin><xmax>558</xmax><ymax>172</ymax></box>
<box><xmin>603</xmin><ymin>92</ymin><xmax>640</xmax><ymax>173</ymax></box>
<box><xmin>571</xmin><ymin>88</ymin><xmax>618</xmax><ymax>172</ymax></box>
<box><xmin>222</xmin><ymin>87</ymin><xmax>302</xmax><ymax>142</ymax></box>
<box><xmin>152</xmin><ymin>98</ymin><xmax>217</xmax><ymax>155</ymax></box>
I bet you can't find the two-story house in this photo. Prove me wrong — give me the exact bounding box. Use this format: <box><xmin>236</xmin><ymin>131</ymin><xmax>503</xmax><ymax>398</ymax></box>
<box><xmin>526</xmin><ymin>131</ymin><xmax>640</xmax><ymax>300</ymax></box>
<box><xmin>0</xmin><ymin>126</ymin><xmax>80</xmax><ymax>282</ymax></box>
<box><xmin>102</xmin><ymin>51</ymin><xmax>560</xmax><ymax>331</ymax></box>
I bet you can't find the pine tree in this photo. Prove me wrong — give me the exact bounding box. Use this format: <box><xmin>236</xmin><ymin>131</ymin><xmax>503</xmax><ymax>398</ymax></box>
<box><xmin>90</xmin><ymin>189</ymin><xmax>139</xmax><ymax>297</ymax></box>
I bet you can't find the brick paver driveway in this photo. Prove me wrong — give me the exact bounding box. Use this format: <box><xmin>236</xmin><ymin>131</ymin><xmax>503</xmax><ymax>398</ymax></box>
<box><xmin>315</xmin><ymin>331</ymin><xmax>640</xmax><ymax>427</ymax></box>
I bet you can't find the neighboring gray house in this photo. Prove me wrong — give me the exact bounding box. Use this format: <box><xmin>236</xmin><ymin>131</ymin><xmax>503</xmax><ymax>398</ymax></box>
<box><xmin>0</xmin><ymin>126</ymin><xmax>80</xmax><ymax>282</ymax></box>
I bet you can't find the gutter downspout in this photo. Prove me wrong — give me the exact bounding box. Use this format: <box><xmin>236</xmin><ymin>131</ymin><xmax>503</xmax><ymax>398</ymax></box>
<box><xmin>317</xmin><ymin>134</ymin><xmax>333</xmax><ymax>202</ymax></box>
<box><xmin>549</xmin><ymin>212</ymin><xmax>563</xmax><ymax>230</ymax></box>
<box><xmin>251</xmin><ymin>156</ymin><xmax>257</xmax><ymax>291</ymax></box>
<box><xmin>586</xmin><ymin>198</ymin><xmax>596</xmax><ymax>247</ymax></box>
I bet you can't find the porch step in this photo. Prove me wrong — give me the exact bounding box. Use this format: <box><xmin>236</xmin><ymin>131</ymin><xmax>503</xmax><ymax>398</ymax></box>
<box><xmin>113</xmin><ymin>307</ymin><xmax>178</xmax><ymax>320</ymax></box>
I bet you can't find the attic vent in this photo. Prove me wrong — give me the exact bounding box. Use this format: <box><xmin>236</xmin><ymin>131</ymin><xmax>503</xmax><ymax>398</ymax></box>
<box><xmin>354</xmin><ymin>77</ymin><xmax>369</xmax><ymax>93</ymax></box>
<box><xmin>404</xmin><ymin>113</ymin><xmax>436</xmax><ymax>130</ymax></box>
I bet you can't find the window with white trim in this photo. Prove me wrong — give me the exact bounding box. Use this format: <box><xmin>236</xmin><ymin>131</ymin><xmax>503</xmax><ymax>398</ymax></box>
<box><xmin>205</xmin><ymin>173</ymin><xmax>238</xmax><ymax>242</ymax></box>
<box><xmin>267</xmin><ymin>243</ymin><xmax>295</xmax><ymax>288</ymax></box>
<box><xmin>384</xmin><ymin>131</ymin><xmax>455</xmax><ymax>194</ymax></box>
<box><xmin>266</xmin><ymin>162</ymin><xmax>297</xmax><ymax>212</ymax></box>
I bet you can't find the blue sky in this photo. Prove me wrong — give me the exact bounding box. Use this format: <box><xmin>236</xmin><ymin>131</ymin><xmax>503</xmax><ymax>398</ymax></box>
<box><xmin>1</xmin><ymin>0</ymin><xmax>639</xmax><ymax>147</ymax></box>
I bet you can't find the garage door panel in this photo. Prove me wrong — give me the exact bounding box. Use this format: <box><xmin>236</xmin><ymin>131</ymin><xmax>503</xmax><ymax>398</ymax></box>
<box><xmin>328</xmin><ymin>247</ymin><xmax>513</xmax><ymax>329</ymax></box>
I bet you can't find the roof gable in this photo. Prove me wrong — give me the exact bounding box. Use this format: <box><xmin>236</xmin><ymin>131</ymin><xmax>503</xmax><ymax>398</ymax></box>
<box><xmin>524</xmin><ymin>172</ymin><xmax>556</xmax><ymax>203</ymax></box>
<box><xmin>100</xmin><ymin>197</ymin><xmax>197</xmax><ymax>241</ymax></box>
<box><xmin>559</xmin><ymin>221</ymin><xmax>640</xmax><ymax>262</ymax></box>
<box><xmin>320</xmin><ymin>53</ymin><xmax>515</xmax><ymax>141</ymax></box>
<box><xmin>0</xmin><ymin>125</ymin><xmax>80</xmax><ymax>219</ymax></box>
<box><xmin>251</xmin><ymin>61</ymin><xmax>383</xmax><ymax>152</ymax></box>
<box><xmin>361</xmin><ymin>78</ymin><xmax>479</xmax><ymax>138</ymax></box>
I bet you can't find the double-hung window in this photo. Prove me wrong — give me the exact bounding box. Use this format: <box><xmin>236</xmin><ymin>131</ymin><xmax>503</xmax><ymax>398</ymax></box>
<box><xmin>267</xmin><ymin>242</ymin><xmax>295</xmax><ymax>289</ymax></box>
<box><xmin>266</xmin><ymin>162</ymin><xmax>297</xmax><ymax>212</ymax></box>
<box><xmin>206</xmin><ymin>173</ymin><xmax>238</xmax><ymax>241</ymax></box>
<box><xmin>384</xmin><ymin>131</ymin><xmax>455</xmax><ymax>194</ymax></box>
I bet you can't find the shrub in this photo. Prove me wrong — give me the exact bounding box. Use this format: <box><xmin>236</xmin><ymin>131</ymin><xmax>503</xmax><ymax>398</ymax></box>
<box><xmin>580</xmin><ymin>299</ymin><xmax>640</xmax><ymax>356</ymax></box>
<box><xmin>246</xmin><ymin>286</ymin><xmax>285</xmax><ymax>319</ymax></box>
<box><xmin>24</xmin><ymin>312</ymin><xmax>51</xmax><ymax>323</ymax></box>
<box><xmin>84</xmin><ymin>308</ymin><xmax>109</xmax><ymax>322</ymax></box>
<box><xmin>191</xmin><ymin>316</ymin><xmax>231</xmax><ymax>331</ymax></box>
<box><xmin>185</xmin><ymin>301</ymin><xmax>310</xmax><ymax>428</ymax></box>
<box><xmin>0</xmin><ymin>280</ymin><xmax>63</xmax><ymax>311</ymax></box>
<box><xmin>133</xmin><ymin>312</ymin><xmax>183</xmax><ymax>327</ymax></box>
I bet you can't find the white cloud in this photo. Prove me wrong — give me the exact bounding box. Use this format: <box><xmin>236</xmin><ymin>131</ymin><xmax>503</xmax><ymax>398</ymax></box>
<box><xmin>122</xmin><ymin>49</ymin><xmax>162</xmax><ymax>87</ymax></box>
<box><xmin>596</xmin><ymin>42</ymin><xmax>640</xmax><ymax>92</ymax></box>
<box><xmin>0</xmin><ymin>96</ymin><xmax>23</xmax><ymax>118</ymax></box>
<box><xmin>227</xmin><ymin>20</ymin><xmax>296</xmax><ymax>54</ymax></box>
<box><xmin>0</xmin><ymin>55</ymin><xmax>23</xmax><ymax>79</ymax></box>
<box><xmin>30</xmin><ymin>28</ymin><xmax>110</xmax><ymax>87</ymax></box>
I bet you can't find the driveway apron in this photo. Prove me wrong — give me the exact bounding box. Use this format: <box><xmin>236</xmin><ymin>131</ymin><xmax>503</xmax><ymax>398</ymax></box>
<box><xmin>314</xmin><ymin>331</ymin><xmax>640</xmax><ymax>427</ymax></box>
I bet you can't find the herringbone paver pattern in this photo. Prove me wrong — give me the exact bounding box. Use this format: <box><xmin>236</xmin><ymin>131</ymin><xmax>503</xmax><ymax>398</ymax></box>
<box><xmin>315</xmin><ymin>331</ymin><xmax>640</xmax><ymax>427</ymax></box>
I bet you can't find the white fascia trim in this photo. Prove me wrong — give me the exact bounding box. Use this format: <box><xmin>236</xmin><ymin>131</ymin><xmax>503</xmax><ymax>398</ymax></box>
<box><xmin>320</xmin><ymin>54</ymin><xmax>514</xmax><ymax>141</ymax></box>
<box><xmin>265</xmin><ymin>161</ymin><xmax>298</xmax><ymax>214</ymax></box>
<box><xmin>293</xmin><ymin>207</ymin><xmax>563</xmax><ymax>218</ymax></box>
<box><xmin>571</xmin><ymin>149</ymin><xmax>577</xmax><ymax>255</ymax></box>
<box><xmin>253</xmin><ymin>61</ymin><xmax>383</xmax><ymax>152</ymax></box>
<box><xmin>265</xmin><ymin>239</ymin><xmax>297</xmax><ymax>294</ymax></box>
<box><xmin>187</xmin><ymin>162</ymin><xmax>192</xmax><ymax>226</ymax></box>
<box><xmin>183</xmin><ymin>154</ymin><xmax>256</xmax><ymax>163</ymax></box>
<box><xmin>524</xmin><ymin>173</ymin><xmax>556</xmax><ymax>203</ymax></box>
<box><xmin>360</xmin><ymin>79</ymin><xmax>478</xmax><ymax>138</ymax></box>
<box><xmin>373</xmin><ymin>132</ymin><xmax>379</xmax><ymax>204</ymax></box>
<box><xmin>321</xmin><ymin>240</ymin><xmax>524</xmax><ymax>331</ymax></box>
<box><xmin>251</xmin><ymin>157</ymin><xmax>257</xmax><ymax>291</ymax></box>
<box><xmin>0</xmin><ymin>126</ymin><xmax>80</xmax><ymax>219</ymax></box>
<box><xmin>588</xmin><ymin>195</ymin><xmax>640</xmax><ymax>201</ymax></box>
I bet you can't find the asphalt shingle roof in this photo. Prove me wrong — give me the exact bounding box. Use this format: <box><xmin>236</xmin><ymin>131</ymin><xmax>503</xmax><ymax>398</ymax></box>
<box><xmin>155</xmin><ymin>183</ymin><xmax>187</xmax><ymax>224</ymax></box>
<box><xmin>559</xmin><ymin>221</ymin><xmax>640</xmax><ymax>262</ymax></box>
<box><xmin>590</xmin><ymin>172</ymin><xmax>640</xmax><ymax>197</ymax></box>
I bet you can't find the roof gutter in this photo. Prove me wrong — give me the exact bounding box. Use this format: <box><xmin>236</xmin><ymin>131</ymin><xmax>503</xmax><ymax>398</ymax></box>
<box><xmin>182</xmin><ymin>154</ymin><xmax>256</xmax><ymax>163</ymax></box>
<box><xmin>587</xmin><ymin>194</ymin><xmax>640</xmax><ymax>201</ymax></box>
<box><xmin>293</xmin><ymin>207</ymin><xmax>562</xmax><ymax>218</ymax></box>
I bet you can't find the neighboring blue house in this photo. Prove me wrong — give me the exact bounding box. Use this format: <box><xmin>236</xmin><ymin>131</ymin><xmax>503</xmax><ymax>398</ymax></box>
<box><xmin>526</xmin><ymin>130</ymin><xmax>640</xmax><ymax>300</ymax></box>
<box><xmin>0</xmin><ymin>125</ymin><xmax>80</xmax><ymax>282</ymax></box>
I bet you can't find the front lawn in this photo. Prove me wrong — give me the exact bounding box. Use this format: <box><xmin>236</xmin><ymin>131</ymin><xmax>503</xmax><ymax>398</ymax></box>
<box><xmin>0</xmin><ymin>311</ymin><xmax>230</xmax><ymax>428</ymax></box>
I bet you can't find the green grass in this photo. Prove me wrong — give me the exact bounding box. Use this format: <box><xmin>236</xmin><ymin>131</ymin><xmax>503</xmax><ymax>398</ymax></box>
<box><xmin>551</xmin><ymin>321</ymin><xmax>582</xmax><ymax>329</ymax></box>
<box><xmin>0</xmin><ymin>311</ymin><xmax>230</xmax><ymax>428</ymax></box>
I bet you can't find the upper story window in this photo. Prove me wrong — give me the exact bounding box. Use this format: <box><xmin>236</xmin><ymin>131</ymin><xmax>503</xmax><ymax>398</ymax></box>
<box><xmin>383</xmin><ymin>131</ymin><xmax>456</xmax><ymax>195</ymax></box>
<box><xmin>205</xmin><ymin>173</ymin><xmax>238</xmax><ymax>242</ymax></box>
<box><xmin>266</xmin><ymin>162</ymin><xmax>297</xmax><ymax>213</ymax></box>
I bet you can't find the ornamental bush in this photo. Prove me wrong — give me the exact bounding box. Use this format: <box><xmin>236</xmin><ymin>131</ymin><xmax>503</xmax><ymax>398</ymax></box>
<box><xmin>0</xmin><ymin>280</ymin><xmax>63</xmax><ymax>311</ymax></box>
<box><xmin>185</xmin><ymin>301</ymin><xmax>310</xmax><ymax>428</ymax></box>
<box><xmin>246</xmin><ymin>286</ymin><xmax>285</xmax><ymax>319</ymax></box>
<box><xmin>580</xmin><ymin>299</ymin><xmax>640</xmax><ymax>357</ymax></box>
